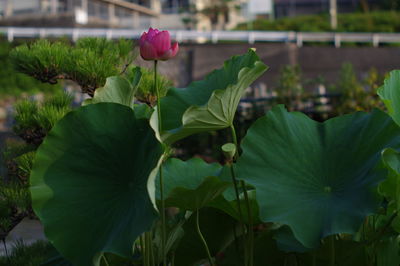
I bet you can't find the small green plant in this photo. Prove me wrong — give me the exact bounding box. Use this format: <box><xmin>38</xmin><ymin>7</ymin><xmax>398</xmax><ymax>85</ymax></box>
<box><xmin>13</xmin><ymin>92</ymin><xmax>73</xmax><ymax>145</ymax></box>
<box><xmin>10</xmin><ymin>38</ymin><xmax>136</xmax><ymax>96</ymax></box>
<box><xmin>335</xmin><ymin>63</ymin><xmax>384</xmax><ymax>114</ymax></box>
<box><xmin>0</xmin><ymin>90</ymin><xmax>72</xmax><ymax>256</ymax></box>
<box><xmin>127</xmin><ymin>66</ymin><xmax>173</xmax><ymax>106</ymax></box>
<box><xmin>275</xmin><ymin>64</ymin><xmax>304</xmax><ymax>111</ymax></box>
<box><xmin>0</xmin><ymin>144</ymin><xmax>33</xmax><ymax>249</ymax></box>
<box><xmin>0</xmin><ymin>41</ymin><xmax>60</xmax><ymax>96</ymax></box>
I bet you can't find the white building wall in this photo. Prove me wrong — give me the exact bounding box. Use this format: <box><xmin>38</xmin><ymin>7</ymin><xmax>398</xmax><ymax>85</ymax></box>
<box><xmin>0</xmin><ymin>0</ymin><xmax>41</xmax><ymax>16</ymax></box>
<box><xmin>157</xmin><ymin>13</ymin><xmax>185</xmax><ymax>29</ymax></box>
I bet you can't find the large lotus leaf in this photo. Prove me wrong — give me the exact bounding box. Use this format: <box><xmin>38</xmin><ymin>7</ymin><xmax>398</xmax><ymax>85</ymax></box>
<box><xmin>30</xmin><ymin>103</ymin><xmax>163</xmax><ymax>266</ymax></box>
<box><xmin>237</xmin><ymin>105</ymin><xmax>400</xmax><ymax>248</ymax></box>
<box><xmin>83</xmin><ymin>67</ymin><xmax>141</xmax><ymax>108</ymax></box>
<box><xmin>150</xmin><ymin>49</ymin><xmax>268</xmax><ymax>144</ymax></box>
<box><xmin>155</xmin><ymin>157</ymin><xmax>229</xmax><ymax>210</ymax></box>
<box><xmin>378</xmin><ymin>70</ymin><xmax>400</xmax><ymax>126</ymax></box>
<box><xmin>379</xmin><ymin>148</ymin><xmax>400</xmax><ymax>207</ymax></box>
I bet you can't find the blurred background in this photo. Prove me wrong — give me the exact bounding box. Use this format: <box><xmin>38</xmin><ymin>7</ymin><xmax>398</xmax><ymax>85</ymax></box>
<box><xmin>0</xmin><ymin>0</ymin><xmax>399</xmax><ymax>165</ymax></box>
<box><xmin>0</xmin><ymin>0</ymin><xmax>399</xmax><ymax>121</ymax></box>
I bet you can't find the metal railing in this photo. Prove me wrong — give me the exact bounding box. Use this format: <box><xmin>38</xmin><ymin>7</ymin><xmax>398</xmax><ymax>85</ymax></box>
<box><xmin>1</xmin><ymin>27</ymin><xmax>400</xmax><ymax>47</ymax></box>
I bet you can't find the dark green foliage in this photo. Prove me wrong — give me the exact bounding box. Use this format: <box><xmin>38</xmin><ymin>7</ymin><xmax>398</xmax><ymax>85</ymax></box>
<box><xmin>236</xmin><ymin>11</ymin><xmax>400</xmax><ymax>33</ymax></box>
<box><xmin>13</xmin><ymin>92</ymin><xmax>73</xmax><ymax>145</ymax></box>
<box><xmin>0</xmin><ymin>92</ymin><xmax>73</xmax><ymax>242</ymax></box>
<box><xmin>10</xmin><ymin>38</ymin><xmax>136</xmax><ymax>96</ymax></box>
<box><xmin>10</xmin><ymin>40</ymin><xmax>70</xmax><ymax>84</ymax></box>
<box><xmin>2</xmin><ymin>139</ymin><xmax>36</xmax><ymax>184</ymax></box>
<box><xmin>1</xmin><ymin>139</ymin><xmax>35</xmax><ymax>240</ymax></box>
<box><xmin>0</xmin><ymin>179</ymin><xmax>31</xmax><ymax>236</ymax></box>
<box><xmin>0</xmin><ymin>41</ymin><xmax>60</xmax><ymax>96</ymax></box>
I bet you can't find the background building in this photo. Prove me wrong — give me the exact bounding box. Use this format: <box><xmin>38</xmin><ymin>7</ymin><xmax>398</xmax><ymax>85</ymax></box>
<box><xmin>0</xmin><ymin>0</ymin><xmax>250</xmax><ymax>30</ymax></box>
<box><xmin>0</xmin><ymin>0</ymin><xmax>386</xmax><ymax>30</ymax></box>
<box><xmin>0</xmin><ymin>0</ymin><xmax>159</xmax><ymax>28</ymax></box>
<box><xmin>151</xmin><ymin>0</ymin><xmax>249</xmax><ymax>30</ymax></box>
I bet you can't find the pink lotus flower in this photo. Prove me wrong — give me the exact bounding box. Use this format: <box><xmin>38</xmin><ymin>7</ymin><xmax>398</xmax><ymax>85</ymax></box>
<box><xmin>139</xmin><ymin>28</ymin><xmax>179</xmax><ymax>61</ymax></box>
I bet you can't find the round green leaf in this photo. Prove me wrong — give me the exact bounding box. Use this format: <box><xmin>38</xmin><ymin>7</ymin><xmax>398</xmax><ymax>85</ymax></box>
<box><xmin>237</xmin><ymin>105</ymin><xmax>400</xmax><ymax>248</ymax></box>
<box><xmin>156</xmin><ymin>157</ymin><xmax>229</xmax><ymax>210</ymax></box>
<box><xmin>30</xmin><ymin>103</ymin><xmax>163</xmax><ymax>266</ymax></box>
<box><xmin>379</xmin><ymin>148</ymin><xmax>400</xmax><ymax>205</ymax></box>
<box><xmin>378</xmin><ymin>70</ymin><xmax>400</xmax><ymax>126</ymax></box>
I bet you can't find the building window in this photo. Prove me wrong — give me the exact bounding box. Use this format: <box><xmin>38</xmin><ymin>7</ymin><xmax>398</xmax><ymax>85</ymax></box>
<box><xmin>161</xmin><ymin>0</ymin><xmax>190</xmax><ymax>13</ymax></box>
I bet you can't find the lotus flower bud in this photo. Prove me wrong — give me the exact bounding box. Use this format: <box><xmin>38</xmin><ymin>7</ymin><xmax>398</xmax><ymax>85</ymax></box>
<box><xmin>139</xmin><ymin>27</ymin><xmax>179</xmax><ymax>61</ymax></box>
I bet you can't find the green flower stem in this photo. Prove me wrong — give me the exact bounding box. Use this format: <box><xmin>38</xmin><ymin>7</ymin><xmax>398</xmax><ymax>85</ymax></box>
<box><xmin>229</xmin><ymin>125</ymin><xmax>244</xmax><ymax>224</ymax></box>
<box><xmin>154</xmin><ymin>60</ymin><xmax>167</xmax><ymax>266</ymax></box>
<box><xmin>140</xmin><ymin>235</ymin><xmax>146</xmax><ymax>265</ymax></box>
<box><xmin>171</xmin><ymin>252</ymin><xmax>176</xmax><ymax>266</ymax></box>
<box><xmin>229</xmin><ymin>162</ymin><xmax>247</xmax><ymax>265</ymax></box>
<box><xmin>196</xmin><ymin>210</ymin><xmax>214</xmax><ymax>266</ymax></box>
<box><xmin>146</xmin><ymin>232</ymin><xmax>152</xmax><ymax>266</ymax></box>
<box><xmin>312</xmin><ymin>251</ymin><xmax>317</xmax><ymax>266</ymax></box>
<box><xmin>149</xmin><ymin>231</ymin><xmax>155</xmax><ymax>266</ymax></box>
<box><xmin>241</xmin><ymin>180</ymin><xmax>254</xmax><ymax>266</ymax></box>
<box><xmin>154</xmin><ymin>61</ymin><xmax>161</xmax><ymax>133</ymax></box>
<box><xmin>230</xmin><ymin>124</ymin><xmax>238</xmax><ymax>160</ymax></box>
<box><xmin>230</xmin><ymin>124</ymin><xmax>254</xmax><ymax>266</ymax></box>
<box><xmin>102</xmin><ymin>254</ymin><xmax>110</xmax><ymax>266</ymax></box>
<box><xmin>329</xmin><ymin>235</ymin><xmax>335</xmax><ymax>266</ymax></box>
<box><xmin>159</xmin><ymin>166</ymin><xmax>166</xmax><ymax>266</ymax></box>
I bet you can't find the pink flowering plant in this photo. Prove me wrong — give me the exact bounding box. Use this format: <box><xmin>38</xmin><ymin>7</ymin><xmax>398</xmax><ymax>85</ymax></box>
<box><xmin>140</xmin><ymin>28</ymin><xmax>179</xmax><ymax>61</ymax></box>
<box><xmin>15</xmin><ymin>27</ymin><xmax>400</xmax><ymax>266</ymax></box>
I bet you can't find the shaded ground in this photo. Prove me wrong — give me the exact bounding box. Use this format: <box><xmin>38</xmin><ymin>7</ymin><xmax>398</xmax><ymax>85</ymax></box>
<box><xmin>0</xmin><ymin>218</ymin><xmax>46</xmax><ymax>256</ymax></box>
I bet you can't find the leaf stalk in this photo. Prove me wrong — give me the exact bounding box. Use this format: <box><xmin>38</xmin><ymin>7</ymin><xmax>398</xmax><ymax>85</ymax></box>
<box><xmin>154</xmin><ymin>60</ymin><xmax>167</xmax><ymax>266</ymax></box>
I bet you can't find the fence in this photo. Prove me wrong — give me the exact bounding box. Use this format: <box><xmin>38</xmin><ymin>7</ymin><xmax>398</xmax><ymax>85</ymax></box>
<box><xmin>1</xmin><ymin>27</ymin><xmax>400</xmax><ymax>47</ymax></box>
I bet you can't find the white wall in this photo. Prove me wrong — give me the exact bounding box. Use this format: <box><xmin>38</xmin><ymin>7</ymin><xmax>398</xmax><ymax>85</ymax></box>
<box><xmin>249</xmin><ymin>0</ymin><xmax>272</xmax><ymax>15</ymax></box>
